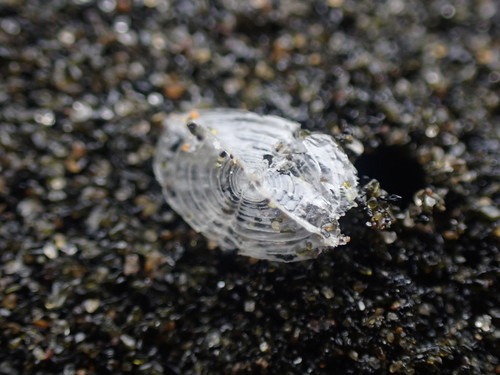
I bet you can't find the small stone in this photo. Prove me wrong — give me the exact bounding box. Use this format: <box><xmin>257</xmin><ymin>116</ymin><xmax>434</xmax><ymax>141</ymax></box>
<box><xmin>205</xmin><ymin>331</ymin><xmax>220</xmax><ymax>348</ymax></box>
<box><xmin>34</xmin><ymin>110</ymin><xmax>55</xmax><ymax>126</ymax></box>
<box><xmin>345</xmin><ymin>139</ymin><xmax>364</xmax><ymax>156</ymax></box>
<box><xmin>259</xmin><ymin>341</ymin><xmax>269</xmax><ymax>352</ymax></box>
<box><xmin>70</xmin><ymin>101</ymin><xmax>93</xmax><ymax>122</ymax></box>
<box><xmin>33</xmin><ymin>347</ymin><xmax>48</xmax><ymax>361</ymax></box>
<box><xmin>380</xmin><ymin>231</ymin><xmax>397</xmax><ymax>244</ymax></box>
<box><xmin>120</xmin><ymin>334</ymin><xmax>136</xmax><ymax>350</ymax></box>
<box><xmin>418</xmin><ymin>303</ymin><xmax>432</xmax><ymax>316</ymax></box>
<box><xmin>478</xmin><ymin>205</ymin><xmax>500</xmax><ymax>220</ymax></box>
<box><xmin>387</xmin><ymin>332</ymin><xmax>395</xmax><ymax>343</ymax></box>
<box><xmin>2</xmin><ymin>294</ymin><xmax>17</xmax><ymax>310</ymax></box>
<box><xmin>74</xmin><ymin>332</ymin><xmax>86</xmax><ymax>343</ymax></box>
<box><xmin>271</xmin><ymin>221</ymin><xmax>281</xmax><ymax>231</ymax></box>
<box><xmin>387</xmin><ymin>312</ymin><xmax>398</xmax><ymax>321</ymax></box>
<box><xmin>321</xmin><ymin>286</ymin><xmax>335</xmax><ymax>299</ymax></box>
<box><xmin>83</xmin><ymin>299</ymin><xmax>100</xmax><ymax>314</ymax></box>
<box><xmin>144</xmin><ymin>251</ymin><xmax>167</xmax><ymax>274</ymax></box>
<box><xmin>474</xmin><ymin>315</ymin><xmax>491</xmax><ymax>332</ymax></box>
<box><xmin>389</xmin><ymin>361</ymin><xmax>403</xmax><ymax>373</ymax></box>
<box><xmin>164</xmin><ymin>81</ymin><xmax>186</xmax><ymax>99</ymax></box>
<box><xmin>49</xmin><ymin>177</ymin><xmax>66</xmax><ymax>190</ymax></box>
<box><xmin>124</xmin><ymin>254</ymin><xmax>140</xmax><ymax>275</ymax></box>
<box><xmin>43</xmin><ymin>243</ymin><xmax>58</xmax><ymax>259</ymax></box>
<box><xmin>244</xmin><ymin>300</ymin><xmax>255</xmax><ymax>312</ymax></box>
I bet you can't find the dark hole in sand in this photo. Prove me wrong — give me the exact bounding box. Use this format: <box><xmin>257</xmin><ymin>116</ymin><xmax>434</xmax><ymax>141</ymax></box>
<box><xmin>355</xmin><ymin>145</ymin><xmax>426</xmax><ymax>207</ymax></box>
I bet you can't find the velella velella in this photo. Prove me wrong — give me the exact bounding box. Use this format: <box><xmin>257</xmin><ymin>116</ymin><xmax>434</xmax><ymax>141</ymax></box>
<box><xmin>153</xmin><ymin>109</ymin><xmax>358</xmax><ymax>262</ymax></box>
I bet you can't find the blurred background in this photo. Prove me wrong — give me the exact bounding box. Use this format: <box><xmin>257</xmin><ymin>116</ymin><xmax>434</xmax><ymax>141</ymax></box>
<box><xmin>0</xmin><ymin>0</ymin><xmax>498</xmax><ymax>374</ymax></box>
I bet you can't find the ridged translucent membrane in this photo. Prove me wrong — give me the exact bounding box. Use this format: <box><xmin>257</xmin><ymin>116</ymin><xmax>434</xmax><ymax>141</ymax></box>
<box><xmin>154</xmin><ymin>109</ymin><xmax>358</xmax><ymax>262</ymax></box>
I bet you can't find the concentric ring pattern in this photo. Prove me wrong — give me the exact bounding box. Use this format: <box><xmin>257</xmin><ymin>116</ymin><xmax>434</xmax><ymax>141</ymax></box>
<box><xmin>154</xmin><ymin>109</ymin><xmax>358</xmax><ymax>262</ymax></box>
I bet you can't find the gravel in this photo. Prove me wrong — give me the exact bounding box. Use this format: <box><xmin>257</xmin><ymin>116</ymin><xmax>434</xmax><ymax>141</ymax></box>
<box><xmin>0</xmin><ymin>0</ymin><xmax>498</xmax><ymax>374</ymax></box>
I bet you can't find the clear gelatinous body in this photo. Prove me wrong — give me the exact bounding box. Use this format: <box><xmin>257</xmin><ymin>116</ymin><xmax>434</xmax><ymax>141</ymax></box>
<box><xmin>154</xmin><ymin>109</ymin><xmax>358</xmax><ymax>262</ymax></box>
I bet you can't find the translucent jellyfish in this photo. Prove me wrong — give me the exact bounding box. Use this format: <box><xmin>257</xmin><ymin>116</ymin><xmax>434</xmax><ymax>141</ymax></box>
<box><xmin>154</xmin><ymin>109</ymin><xmax>358</xmax><ymax>262</ymax></box>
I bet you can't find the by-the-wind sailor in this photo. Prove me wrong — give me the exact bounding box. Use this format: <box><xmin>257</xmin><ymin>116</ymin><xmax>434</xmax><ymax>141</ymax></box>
<box><xmin>154</xmin><ymin>109</ymin><xmax>358</xmax><ymax>262</ymax></box>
